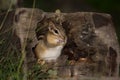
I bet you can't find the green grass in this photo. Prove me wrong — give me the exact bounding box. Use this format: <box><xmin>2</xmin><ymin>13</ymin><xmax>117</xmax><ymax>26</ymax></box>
<box><xmin>0</xmin><ymin>31</ymin><xmax>19</xmax><ymax>79</ymax></box>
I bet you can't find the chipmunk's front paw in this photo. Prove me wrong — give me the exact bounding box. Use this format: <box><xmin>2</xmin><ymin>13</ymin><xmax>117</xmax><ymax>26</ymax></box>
<box><xmin>37</xmin><ymin>59</ymin><xmax>45</xmax><ymax>65</ymax></box>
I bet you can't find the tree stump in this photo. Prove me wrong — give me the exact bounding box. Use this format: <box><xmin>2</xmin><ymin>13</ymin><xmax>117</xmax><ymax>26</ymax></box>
<box><xmin>0</xmin><ymin>8</ymin><xmax>119</xmax><ymax>80</ymax></box>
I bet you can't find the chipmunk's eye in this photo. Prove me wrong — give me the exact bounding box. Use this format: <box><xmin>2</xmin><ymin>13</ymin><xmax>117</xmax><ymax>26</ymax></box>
<box><xmin>53</xmin><ymin>29</ymin><xmax>59</xmax><ymax>34</ymax></box>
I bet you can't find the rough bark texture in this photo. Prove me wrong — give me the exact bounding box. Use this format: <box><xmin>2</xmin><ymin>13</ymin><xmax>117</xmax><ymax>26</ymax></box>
<box><xmin>0</xmin><ymin>8</ymin><xmax>119</xmax><ymax>80</ymax></box>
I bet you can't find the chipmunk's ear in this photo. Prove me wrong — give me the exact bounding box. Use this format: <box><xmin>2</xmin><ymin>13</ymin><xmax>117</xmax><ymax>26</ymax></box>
<box><xmin>48</xmin><ymin>21</ymin><xmax>56</xmax><ymax>31</ymax></box>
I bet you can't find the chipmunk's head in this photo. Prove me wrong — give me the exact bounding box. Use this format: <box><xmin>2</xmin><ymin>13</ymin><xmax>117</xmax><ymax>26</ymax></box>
<box><xmin>46</xmin><ymin>21</ymin><xmax>67</xmax><ymax>47</ymax></box>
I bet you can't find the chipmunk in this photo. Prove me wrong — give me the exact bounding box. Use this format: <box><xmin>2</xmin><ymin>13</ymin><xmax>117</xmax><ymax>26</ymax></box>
<box><xmin>33</xmin><ymin>21</ymin><xmax>67</xmax><ymax>64</ymax></box>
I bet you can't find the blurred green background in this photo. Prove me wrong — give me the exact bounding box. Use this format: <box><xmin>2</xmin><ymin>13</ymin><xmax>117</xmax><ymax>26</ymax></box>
<box><xmin>23</xmin><ymin>0</ymin><xmax>120</xmax><ymax>43</ymax></box>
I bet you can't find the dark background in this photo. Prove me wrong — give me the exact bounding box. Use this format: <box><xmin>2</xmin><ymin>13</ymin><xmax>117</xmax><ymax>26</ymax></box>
<box><xmin>23</xmin><ymin>0</ymin><xmax>120</xmax><ymax>43</ymax></box>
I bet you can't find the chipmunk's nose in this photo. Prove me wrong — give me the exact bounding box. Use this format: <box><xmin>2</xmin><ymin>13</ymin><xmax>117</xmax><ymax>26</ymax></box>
<box><xmin>58</xmin><ymin>37</ymin><xmax>66</xmax><ymax>44</ymax></box>
<box><xmin>59</xmin><ymin>38</ymin><xmax>64</xmax><ymax>43</ymax></box>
